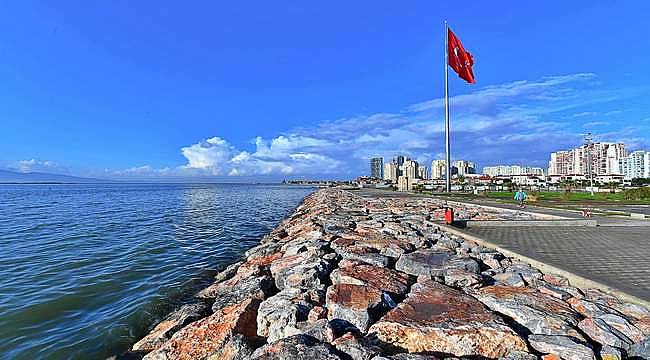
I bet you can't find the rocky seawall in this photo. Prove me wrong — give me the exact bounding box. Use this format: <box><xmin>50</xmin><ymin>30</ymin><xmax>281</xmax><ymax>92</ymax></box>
<box><xmin>124</xmin><ymin>188</ymin><xmax>650</xmax><ymax>360</ymax></box>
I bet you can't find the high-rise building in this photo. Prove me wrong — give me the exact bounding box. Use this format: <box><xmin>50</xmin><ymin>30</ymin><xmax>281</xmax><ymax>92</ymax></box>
<box><xmin>548</xmin><ymin>143</ymin><xmax>626</xmax><ymax>176</ymax></box>
<box><xmin>418</xmin><ymin>166</ymin><xmax>428</xmax><ymax>180</ymax></box>
<box><xmin>395</xmin><ymin>156</ymin><xmax>405</xmax><ymax>167</ymax></box>
<box><xmin>431</xmin><ymin>160</ymin><xmax>446</xmax><ymax>179</ymax></box>
<box><xmin>403</xmin><ymin>159</ymin><xmax>418</xmax><ymax>179</ymax></box>
<box><xmin>619</xmin><ymin>151</ymin><xmax>650</xmax><ymax>180</ymax></box>
<box><xmin>370</xmin><ymin>157</ymin><xmax>384</xmax><ymax>179</ymax></box>
<box><xmin>452</xmin><ymin>160</ymin><xmax>476</xmax><ymax>176</ymax></box>
<box><xmin>397</xmin><ymin>175</ymin><xmax>411</xmax><ymax>191</ymax></box>
<box><xmin>383</xmin><ymin>162</ymin><xmax>398</xmax><ymax>182</ymax></box>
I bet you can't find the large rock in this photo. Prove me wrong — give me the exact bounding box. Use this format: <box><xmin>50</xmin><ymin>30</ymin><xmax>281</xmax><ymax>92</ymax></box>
<box><xmin>257</xmin><ymin>288</ymin><xmax>312</xmax><ymax>343</ymax></box>
<box><xmin>628</xmin><ymin>335</ymin><xmax>650</xmax><ymax>359</ymax></box>
<box><xmin>326</xmin><ymin>283</ymin><xmax>395</xmax><ymax>333</ymax></box>
<box><xmin>599</xmin><ymin>345</ymin><xmax>622</xmax><ymax>360</ymax></box>
<box><xmin>336</xmin><ymin>230</ymin><xmax>412</xmax><ymax>257</ymax></box>
<box><xmin>492</xmin><ymin>272</ymin><xmax>527</xmax><ymax>287</ymax></box>
<box><xmin>394</xmin><ymin>250</ymin><xmax>452</xmax><ymax>277</ymax></box>
<box><xmin>196</xmin><ymin>274</ymin><xmax>275</xmax><ymax>313</ymax></box>
<box><xmin>498</xmin><ymin>351</ymin><xmax>538</xmax><ymax>360</ymax></box>
<box><xmin>330</xmin><ymin>263</ymin><xmax>411</xmax><ymax>297</ymax></box>
<box><xmin>330</xmin><ymin>237</ymin><xmax>393</xmax><ymax>267</ymax></box>
<box><xmin>369</xmin><ymin>280</ymin><xmax>527</xmax><ymax>358</ymax></box>
<box><xmin>132</xmin><ymin>303</ymin><xmax>209</xmax><ymax>353</ymax></box>
<box><xmin>597</xmin><ymin>313</ymin><xmax>645</xmax><ymax>343</ymax></box>
<box><xmin>213</xmin><ymin>261</ymin><xmax>243</xmax><ymax>283</ymax></box>
<box><xmin>143</xmin><ymin>298</ymin><xmax>261</xmax><ymax>360</ymax></box>
<box><xmin>527</xmin><ymin>334</ymin><xmax>595</xmax><ymax>360</ymax></box>
<box><xmin>635</xmin><ymin>316</ymin><xmax>650</xmax><ymax>336</ymax></box>
<box><xmin>567</xmin><ymin>297</ymin><xmax>618</xmax><ymax>318</ymax></box>
<box><xmin>577</xmin><ymin>317</ymin><xmax>634</xmax><ymax>350</ymax></box>
<box><xmin>443</xmin><ymin>256</ymin><xmax>481</xmax><ymax>274</ymax></box>
<box><xmin>270</xmin><ymin>251</ymin><xmax>333</xmax><ymax>291</ymax></box>
<box><xmin>471</xmin><ymin>285</ymin><xmax>582</xmax><ymax>337</ymax></box>
<box><xmin>331</xmin><ymin>332</ymin><xmax>381</xmax><ymax>360</ymax></box>
<box><xmin>442</xmin><ymin>268</ymin><xmax>483</xmax><ymax>289</ymax></box>
<box><xmin>248</xmin><ymin>334</ymin><xmax>343</xmax><ymax>360</ymax></box>
<box><xmin>298</xmin><ymin>318</ymin><xmax>360</xmax><ymax>344</ymax></box>
<box><xmin>504</xmin><ymin>263</ymin><xmax>542</xmax><ymax>284</ymax></box>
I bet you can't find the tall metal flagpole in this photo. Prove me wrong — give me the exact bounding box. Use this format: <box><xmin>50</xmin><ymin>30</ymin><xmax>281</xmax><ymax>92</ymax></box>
<box><xmin>444</xmin><ymin>20</ymin><xmax>451</xmax><ymax>192</ymax></box>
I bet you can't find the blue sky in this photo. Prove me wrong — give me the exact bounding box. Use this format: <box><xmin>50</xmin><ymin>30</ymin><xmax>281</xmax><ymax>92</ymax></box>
<box><xmin>1</xmin><ymin>1</ymin><xmax>649</xmax><ymax>180</ymax></box>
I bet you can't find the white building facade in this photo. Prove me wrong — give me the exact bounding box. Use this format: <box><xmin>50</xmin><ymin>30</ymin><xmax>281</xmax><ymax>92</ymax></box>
<box><xmin>431</xmin><ymin>160</ymin><xmax>446</xmax><ymax>180</ymax></box>
<box><xmin>548</xmin><ymin>143</ymin><xmax>626</xmax><ymax>176</ymax></box>
<box><xmin>619</xmin><ymin>151</ymin><xmax>650</xmax><ymax>180</ymax></box>
<box><xmin>483</xmin><ymin>165</ymin><xmax>545</xmax><ymax>177</ymax></box>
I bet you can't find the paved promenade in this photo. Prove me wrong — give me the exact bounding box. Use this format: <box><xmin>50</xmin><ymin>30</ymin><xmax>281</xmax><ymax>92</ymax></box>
<box><xmin>466</xmin><ymin>226</ymin><xmax>650</xmax><ymax>302</ymax></box>
<box><xmin>357</xmin><ymin>188</ymin><xmax>650</xmax><ymax>302</ymax></box>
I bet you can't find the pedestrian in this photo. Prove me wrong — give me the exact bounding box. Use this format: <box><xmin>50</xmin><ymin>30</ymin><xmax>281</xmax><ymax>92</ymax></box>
<box><xmin>514</xmin><ymin>189</ymin><xmax>527</xmax><ymax>208</ymax></box>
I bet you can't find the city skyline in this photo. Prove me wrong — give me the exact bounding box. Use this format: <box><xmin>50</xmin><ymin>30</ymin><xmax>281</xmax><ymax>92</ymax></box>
<box><xmin>2</xmin><ymin>2</ymin><xmax>650</xmax><ymax>181</ymax></box>
<box><xmin>374</xmin><ymin>140</ymin><xmax>650</xmax><ymax>183</ymax></box>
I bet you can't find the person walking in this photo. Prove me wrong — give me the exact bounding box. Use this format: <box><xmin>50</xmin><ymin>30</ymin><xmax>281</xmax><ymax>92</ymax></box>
<box><xmin>514</xmin><ymin>189</ymin><xmax>528</xmax><ymax>208</ymax></box>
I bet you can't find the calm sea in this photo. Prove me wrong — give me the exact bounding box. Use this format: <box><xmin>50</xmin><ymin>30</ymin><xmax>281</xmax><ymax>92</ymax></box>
<box><xmin>0</xmin><ymin>183</ymin><xmax>314</xmax><ymax>359</ymax></box>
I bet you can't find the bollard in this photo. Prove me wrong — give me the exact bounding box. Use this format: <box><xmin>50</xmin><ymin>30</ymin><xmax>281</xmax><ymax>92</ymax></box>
<box><xmin>444</xmin><ymin>207</ymin><xmax>454</xmax><ymax>225</ymax></box>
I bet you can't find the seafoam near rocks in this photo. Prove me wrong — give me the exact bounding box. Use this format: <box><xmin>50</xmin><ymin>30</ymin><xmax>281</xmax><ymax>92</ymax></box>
<box><xmin>126</xmin><ymin>188</ymin><xmax>650</xmax><ymax>360</ymax></box>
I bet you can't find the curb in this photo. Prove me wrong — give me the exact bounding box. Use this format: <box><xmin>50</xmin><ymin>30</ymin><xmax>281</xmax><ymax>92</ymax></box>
<box><xmin>439</xmin><ymin>198</ymin><xmax>568</xmax><ymax>220</ymax></box>
<box><xmin>460</xmin><ymin>219</ymin><xmax>598</xmax><ymax>227</ymax></box>
<box><xmin>436</xmin><ymin>222</ymin><xmax>650</xmax><ymax>310</ymax></box>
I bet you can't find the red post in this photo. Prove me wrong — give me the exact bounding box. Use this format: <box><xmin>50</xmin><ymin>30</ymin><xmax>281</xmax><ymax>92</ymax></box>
<box><xmin>444</xmin><ymin>207</ymin><xmax>454</xmax><ymax>225</ymax></box>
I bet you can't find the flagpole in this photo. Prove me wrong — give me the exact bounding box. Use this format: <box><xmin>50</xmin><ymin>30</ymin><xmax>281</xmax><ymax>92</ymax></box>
<box><xmin>444</xmin><ymin>20</ymin><xmax>451</xmax><ymax>193</ymax></box>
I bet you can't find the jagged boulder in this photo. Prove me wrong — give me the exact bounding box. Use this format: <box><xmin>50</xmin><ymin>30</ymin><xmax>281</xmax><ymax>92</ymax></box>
<box><xmin>471</xmin><ymin>285</ymin><xmax>582</xmax><ymax>337</ymax></box>
<box><xmin>197</xmin><ymin>274</ymin><xmax>275</xmax><ymax>313</ymax></box>
<box><xmin>326</xmin><ymin>283</ymin><xmax>395</xmax><ymax>333</ymax></box>
<box><xmin>270</xmin><ymin>251</ymin><xmax>333</xmax><ymax>291</ymax></box>
<box><xmin>628</xmin><ymin>335</ymin><xmax>650</xmax><ymax>359</ymax></box>
<box><xmin>331</xmin><ymin>332</ymin><xmax>381</xmax><ymax>360</ymax></box>
<box><xmin>578</xmin><ymin>317</ymin><xmax>634</xmax><ymax>350</ymax></box>
<box><xmin>248</xmin><ymin>334</ymin><xmax>343</xmax><ymax>360</ymax></box>
<box><xmin>330</xmin><ymin>237</ymin><xmax>394</xmax><ymax>267</ymax></box>
<box><xmin>394</xmin><ymin>250</ymin><xmax>452</xmax><ymax>277</ymax></box>
<box><xmin>132</xmin><ymin>303</ymin><xmax>210</xmax><ymax>353</ymax></box>
<box><xmin>369</xmin><ymin>280</ymin><xmax>527</xmax><ymax>358</ymax></box>
<box><xmin>527</xmin><ymin>334</ymin><xmax>595</xmax><ymax>360</ymax></box>
<box><xmin>257</xmin><ymin>288</ymin><xmax>312</xmax><ymax>343</ymax></box>
<box><xmin>143</xmin><ymin>298</ymin><xmax>261</xmax><ymax>360</ymax></box>
<box><xmin>330</xmin><ymin>263</ymin><xmax>411</xmax><ymax>297</ymax></box>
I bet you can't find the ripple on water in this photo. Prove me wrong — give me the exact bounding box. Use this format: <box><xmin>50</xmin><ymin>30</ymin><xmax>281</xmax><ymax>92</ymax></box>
<box><xmin>0</xmin><ymin>183</ymin><xmax>314</xmax><ymax>359</ymax></box>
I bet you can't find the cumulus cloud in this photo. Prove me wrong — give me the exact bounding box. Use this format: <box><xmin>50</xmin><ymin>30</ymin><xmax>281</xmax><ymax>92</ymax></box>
<box><xmin>173</xmin><ymin>135</ymin><xmax>341</xmax><ymax>177</ymax></box>
<box><xmin>180</xmin><ymin>137</ymin><xmax>235</xmax><ymax>174</ymax></box>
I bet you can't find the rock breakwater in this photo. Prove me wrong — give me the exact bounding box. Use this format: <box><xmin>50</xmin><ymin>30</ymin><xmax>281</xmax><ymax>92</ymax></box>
<box><xmin>126</xmin><ymin>188</ymin><xmax>650</xmax><ymax>360</ymax></box>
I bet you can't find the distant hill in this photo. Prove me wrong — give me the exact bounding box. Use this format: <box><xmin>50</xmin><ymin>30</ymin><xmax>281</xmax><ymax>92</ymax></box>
<box><xmin>0</xmin><ymin>169</ymin><xmax>108</xmax><ymax>183</ymax></box>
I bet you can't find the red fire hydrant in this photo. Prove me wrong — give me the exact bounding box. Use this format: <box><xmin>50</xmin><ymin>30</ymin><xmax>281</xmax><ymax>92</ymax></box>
<box><xmin>444</xmin><ymin>207</ymin><xmax>454</xmax><ymax>225</ymax></box>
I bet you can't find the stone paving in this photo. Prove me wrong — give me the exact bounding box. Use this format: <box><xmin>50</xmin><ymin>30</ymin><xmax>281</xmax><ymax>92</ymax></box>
<box><xmin>465</xmin><ymin>226</ymin><xmax>650</xmax><ymax>302</ymax></box>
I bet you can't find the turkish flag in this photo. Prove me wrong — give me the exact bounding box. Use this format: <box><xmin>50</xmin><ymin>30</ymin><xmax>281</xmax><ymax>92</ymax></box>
<box><xmin>447</xmin><ymin>28</ymin><xmax>475</xmax><ymax>84</ymax></box>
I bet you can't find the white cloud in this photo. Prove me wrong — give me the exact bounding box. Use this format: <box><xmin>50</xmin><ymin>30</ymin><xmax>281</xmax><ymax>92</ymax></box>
<box><xmin>180</xmin><ymin>137</ymin><xmax>234</xmax><ymax>174</ymax></box>
<box><xmin>153</xmin><ymin>134</ymin><xmax>343</xmax><ymax>177</ymax></box>
<box><xmin>572</xmin><ymin>111</ymin><xmax>597</xmax><ymax>118</ymax></box>
<box><xmin>12</xmin><ymin>159</ymin><xmax>60</xmax><ymax>173</ymax></box>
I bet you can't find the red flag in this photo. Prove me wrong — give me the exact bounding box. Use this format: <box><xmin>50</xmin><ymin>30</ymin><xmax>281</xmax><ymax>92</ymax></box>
<box><xmin>447</xmin><ymin>28</ymin><xmax>475</xmax><ymax>84</ymax></box>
